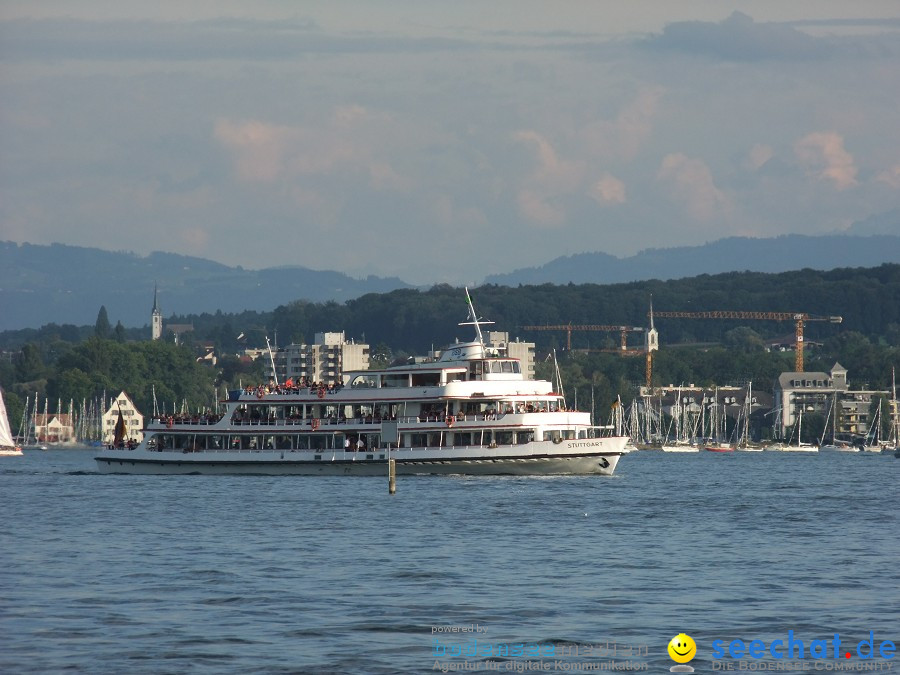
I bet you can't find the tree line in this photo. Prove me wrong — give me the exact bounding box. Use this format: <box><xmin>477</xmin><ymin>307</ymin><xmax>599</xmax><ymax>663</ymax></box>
<box><xmin>1</xmin><ymin>264</ymin><xmax>898</xmax><ymax>434</ymax></box>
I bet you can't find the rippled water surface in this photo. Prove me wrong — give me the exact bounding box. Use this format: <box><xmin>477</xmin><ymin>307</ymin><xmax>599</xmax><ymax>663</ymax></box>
<box><xmin>1</xmin><ymin>449</ymin><xmax>898</xmax><ymax>673</ymax></box>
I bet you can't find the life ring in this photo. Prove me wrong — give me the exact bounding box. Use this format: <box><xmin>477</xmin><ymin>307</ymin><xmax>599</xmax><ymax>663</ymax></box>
<box><xmin>311</xmin><ymin>418</ymin><xmax>320</xmax><ymax>430</ymax></box>
<box><xmin>446</xmin><ymin>416</ymin><xmax>454</xmax><ymax>427</ymax></box>
<box><xmin>317</xmin><ymin>388</ymin><xmax>326</xmax><ymax>399</ymax></box>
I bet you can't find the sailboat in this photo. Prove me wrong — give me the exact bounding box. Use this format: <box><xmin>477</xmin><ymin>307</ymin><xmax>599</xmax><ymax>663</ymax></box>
<box><xmin>860</xmin><ymin>400</ymin><xmax>883</xmax><ymax>452</ymax></box>
<box><xmin>818</xmin><ymin>394</ymin><xmax>856</xmax><ymax>452</ymax></box>
<box><xmin>779</xmin><ymin>408</ymin><xmax>818</xmax><ymax>452</ymax></box>
<box><xmin>661</xmin><ymin>386</ymin><xmax>699</xmax><ymax>452</ymax></box>
<box><xmin>0</xmin><ymin>388</ymin><xmax>24</xmax><ymax>456</ymax></box>
<box><xmin>703</xmin><ymin>388</ymin><xmax>734</xmax><ymax>452</ymax></box>
<box><xmin>881</xmin><ymin>368</ymin><xmax>899</xmax><ymax>457</ymax></box>
<box><xmin>735</xmin><ymin>383</ymin><xmax>763</xmax><ymax>452</ymax></box>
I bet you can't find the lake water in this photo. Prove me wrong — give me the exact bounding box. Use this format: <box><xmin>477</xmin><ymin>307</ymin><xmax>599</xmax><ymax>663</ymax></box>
<box><xmin>1</xmin><ymin>449</ymin><xmax>898</xmax><ymax>674</ymax></box>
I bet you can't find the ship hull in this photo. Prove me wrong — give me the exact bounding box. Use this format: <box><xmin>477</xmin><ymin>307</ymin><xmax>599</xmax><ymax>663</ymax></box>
<box><xmin>95</xmin><ymin>439</ymin><xmax>627</xmax><ymax>476</ymax></box>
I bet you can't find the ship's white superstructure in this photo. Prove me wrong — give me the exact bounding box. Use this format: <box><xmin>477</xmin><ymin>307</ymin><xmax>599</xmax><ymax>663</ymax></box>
<box><xmin>96</xmin><ymin>291</ymin><xmax>629</xmax><ymax>476</ymax></box>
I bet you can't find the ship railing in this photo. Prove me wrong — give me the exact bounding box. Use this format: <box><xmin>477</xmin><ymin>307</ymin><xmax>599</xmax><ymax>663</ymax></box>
<box><xmin>159</xmin><ymin>410</ymin><xmax>577</xmax><ymax>429</ymax></box>
<box><xmin>147</xmin><ymin>443</ymin><xmax>525</xmax><ymax>455</ymax></box>
<box><xmin>149</xmin><ymin>415</ymin><xmax>225</xmax><ymax>426</ymax></box>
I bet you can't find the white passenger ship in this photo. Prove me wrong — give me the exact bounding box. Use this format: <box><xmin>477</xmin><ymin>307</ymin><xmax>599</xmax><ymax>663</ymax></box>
<box><xmin>95</xmin><ymin>292</ymin><xmax>629</xmax><ymax>476</ymax></box>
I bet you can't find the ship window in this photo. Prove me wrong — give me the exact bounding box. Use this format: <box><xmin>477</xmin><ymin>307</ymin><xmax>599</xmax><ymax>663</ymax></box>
<box><xmin>495</xmin><ymin>430</ymin><xmax>513</xmax><ymax>445</ymax></box>
<box><xmin>350</xmin><ymin>374</ymin><xmax>378</xmax><ymax>388</ymax></box>
<box><xmin>275</xmin><ymin>435</ymin><xmax>294</xmax><ymax>449</ymax></box>
<box><xmin>410</xmin><ymin>433</ymin><xmax>428</xmax><ymax>447</ymax></box>
<box><xmin>454</xmin><ymin>432</ymin><xmax>472</xmax><ymax>446</ymax></box>
<box><xmin>472</xmin><ymin>362</ymin><xmax>484</xmax><ymax>378</ymax></box>
<box><xmin>309</xmin><ymin>434</ymin><xmax>327</xmax><ymax>450</ymax></box>
<box><xmin>296</xmin><ymin>435</ymin><xmax>309</xmax><ymax>450</ymax></box>
<box><xmin>208</xmin><ymin>435</ymin><xmax>224</xmax><ymax>450</ymax></box>
<box><xmin>382</xmin><ymin>374</ymin><xmax>408</xmax><ymax>388</ymax></box>
<box><xmin>242</xmin><ymin>435</ymin><xmax>260</xmax><ymax>450</ymax></box>
<box><xmin>502</xmin><ymin>361</ymin><xmax>514</xmax><ymax>373</ymax></box>
<box><xmin>411</xmin><ymin>373</ymin><xmax>440</xmax><ymax>386</ymax></box>
<box><xmin>544</xmin><ymin>430</ymin><xmax>561</xmax><ymax>442</ymax></box>
<box><xmin>229</xmin><ymin>435</ymin><xmax>241</xmax><ymax>449</ymax></box>
<box><xmin>263</xmin><ymin>435</ymin><xmax>276</xmax><ymax>450</ymax></box>
<box><xmin>516</xmin><ymin>430</ymin><xmax>534</xmax><ymax>444</ymax></box>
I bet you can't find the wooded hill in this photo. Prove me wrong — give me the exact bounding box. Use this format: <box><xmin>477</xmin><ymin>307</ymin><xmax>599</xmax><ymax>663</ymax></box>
<box><xmin>1</xmin><ymin>264</ymin><xmax>898</xmax><ymax>430</ymax></box>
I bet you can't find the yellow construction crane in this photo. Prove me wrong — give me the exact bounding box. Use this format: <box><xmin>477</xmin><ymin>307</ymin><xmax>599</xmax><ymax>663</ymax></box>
<box><xmin>521</xmin><ymin>324</ymin><xmax>645</xmax><ymax>352</ymax></box>
<box><xmin>650</xmin><ymin>311</ymin><xmax>842</xmax><ymax>373</ymax></box>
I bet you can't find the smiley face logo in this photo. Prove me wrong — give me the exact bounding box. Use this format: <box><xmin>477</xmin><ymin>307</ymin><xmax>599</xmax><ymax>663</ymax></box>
<box><xmin>668</xmin><ymin>633</ymin><xmax>696</xmax><ymax>663</ymax></box>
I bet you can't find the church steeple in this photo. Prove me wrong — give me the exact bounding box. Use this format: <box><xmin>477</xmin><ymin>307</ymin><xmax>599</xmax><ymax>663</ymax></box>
<box><xmin>151</xmin><ymin>284</ymin><xmax>162</xmax><ymax>340</ymax></box>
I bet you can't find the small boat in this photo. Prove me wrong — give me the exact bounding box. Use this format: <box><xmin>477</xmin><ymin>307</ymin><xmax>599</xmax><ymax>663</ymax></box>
<box><xmin>818</xmin><ymin>440</ymin><xmax>858</xmax><ymax>452</ymax></box>
<box><xmin>96</xmin><ymin>290</ymin><xmax>630</xmax><ymax>476</ymax></box>
<box><xmin>661</xmin><ymin>442</ymin><xmax>699</xmax><ymax>453</ymax></box>
<box><xmin>0</xmin><ymin>389</ymin><xmax>23</xmax><ymax>457</ymax></box>
<box><xmin>703</xmin><ymin>444</ymin><xmax>734</xmax><ymax>453</ymax></box>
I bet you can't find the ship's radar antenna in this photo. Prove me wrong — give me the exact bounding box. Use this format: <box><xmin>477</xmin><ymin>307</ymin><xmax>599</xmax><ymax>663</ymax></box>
<box><xmin>459</xmin><ymin>287</ymin><xmax>494</xmax><ymax>348</ymax></box>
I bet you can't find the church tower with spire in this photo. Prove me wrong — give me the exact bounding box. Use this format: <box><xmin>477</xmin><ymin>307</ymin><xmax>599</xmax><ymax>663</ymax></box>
<box><xmin>151</xmin><ymin>285</ymin><xmax>162</xmax><ymax>341</ymax></box>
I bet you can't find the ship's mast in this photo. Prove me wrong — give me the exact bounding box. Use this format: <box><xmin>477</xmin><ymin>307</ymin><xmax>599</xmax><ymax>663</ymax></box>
<box><xmin>458</xmin><ymin>287</ymin><xmax>493</xmax><ymax>348</ymax></box>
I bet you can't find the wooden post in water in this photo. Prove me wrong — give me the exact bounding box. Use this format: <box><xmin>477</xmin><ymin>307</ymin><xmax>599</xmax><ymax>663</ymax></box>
<box><xmin>382</xmin><ymin>421</ymin><xmax>399</xmax><ymax>495</ymax></box>
<box><xmin>388</xmin><ymin>458</ymin><xmax>396</xmax><ymax>494</ymax></box>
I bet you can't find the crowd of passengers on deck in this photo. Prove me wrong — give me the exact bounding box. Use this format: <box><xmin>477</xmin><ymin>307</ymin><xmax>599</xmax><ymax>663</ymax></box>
<box><xmin>244</xmin><ymin>378</ymin><xmax>344</xmax><ymax>398</ymax></box>
<box><xmin>150</xmin><ymin>411</ymin><xmax>224</xmax><ymax>426</ymax></box>
<box><xmin>230</xmin><ymin>409</ymin><xmax>399</xmax><ymax>426</ymax></box>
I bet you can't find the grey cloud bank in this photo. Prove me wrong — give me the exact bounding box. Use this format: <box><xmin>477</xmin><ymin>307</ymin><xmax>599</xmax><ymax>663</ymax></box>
<box><xmin>1</xmin><ymin>4</ymin><xmax>898</xmax><ymax>285</ymax></box>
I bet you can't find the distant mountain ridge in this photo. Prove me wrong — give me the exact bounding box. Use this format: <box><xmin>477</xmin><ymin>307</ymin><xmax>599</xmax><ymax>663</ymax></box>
<box><xmin>483</xmin><ymin>234</ymin><xmax>900</xmax><ymax>286</ymax></box>
<box><xmin>0</xmin><ymin>242</ymin><xmax>413</xmax><ymax>332</ymax></box>
<box><xmin>3</xmin><ymin>233</ymin><xmax>900</xmax><ymax>332</ymax></box>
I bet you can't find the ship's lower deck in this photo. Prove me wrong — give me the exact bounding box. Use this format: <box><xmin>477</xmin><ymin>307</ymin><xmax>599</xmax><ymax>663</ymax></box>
<box><xmin>95</xmin><ymin>438</ymin><xmax>627</xmax><ymax>476</ymax></box>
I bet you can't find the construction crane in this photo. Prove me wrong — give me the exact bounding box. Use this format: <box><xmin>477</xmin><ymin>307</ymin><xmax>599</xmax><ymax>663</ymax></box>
<box><xmin>521</xmin><ymin>324</ymin><xmax>645</xmax><ymax>352</ymax></box>
<box><xmin>650</xmin><ymin>311</ymin><xmax>842</xmax><ymax>373</ymax></box>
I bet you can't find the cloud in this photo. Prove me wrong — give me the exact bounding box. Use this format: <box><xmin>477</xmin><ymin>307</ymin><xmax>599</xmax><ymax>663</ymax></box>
<box><xmin>213</xmin><ymin>119</ymin><xmax>290</xmax><ymax>182</ymax></box>
<box><xmin>512</xmin><ymin>130</ymin><xmax>585</xmax><ymax>226</ymax></box>
<box><xmin>793</xmin><ymin>132</ymin><xmax>858</xmax><ymax>190</ymax></box>
<box><xmin>657</xmin><ymin>153</ymin><xmax>730</xmax><ymax>222</ymax></box>
<box><xmin>645</xmin><ymin>11</ymin><xmax>832</xmax><ymax>61</ymax></box>
<box><xmin>516</xmin><ymin>189</ymin><xmax>565</xmax><ymax>227</ymax></box>
<box><xmin>745</xmin><ymin>144</ymin><xmax>774</xmax><ymax>171</ymax></box>
<box><xmin>0</xmin><ymin>17</ymin><xmax>474</xmax><ymax>62</ymax></box>
<box><xmin>589</xmin><ymin>173</ymin><xmax>626</xmax><ymax>205</ymax></box>
<box><xmin>433</xmin><ymin>195</ymin><xmax>487</xmax><ymax>226</ymax></box>
<box><xmin>214</xmin><ymin>109</ymin><xmax>410</xmax><ymax>191</ymax></box>
<box><xmin>876</xmin><ymin>165</ymin><xmax>900</xmax><ymax>190</ymax></box>
<box><xmin>581</xmin><ymin>87</ymin><xmax>663</xmax><ymax>162</ymax></box>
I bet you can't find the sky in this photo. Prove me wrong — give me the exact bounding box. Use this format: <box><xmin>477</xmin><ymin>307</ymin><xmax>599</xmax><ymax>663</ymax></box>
<box><xmin>1</xmin><ymin>1</ymin><xmax>899</xmax><ymax>286</ymax></box>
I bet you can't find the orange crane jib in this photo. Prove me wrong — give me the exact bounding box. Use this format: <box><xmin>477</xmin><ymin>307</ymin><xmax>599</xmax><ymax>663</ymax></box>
<box><xmin>649</xmin><ymin>311</ymin><xmax>842</xmax><ymax>372</ymax></box>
